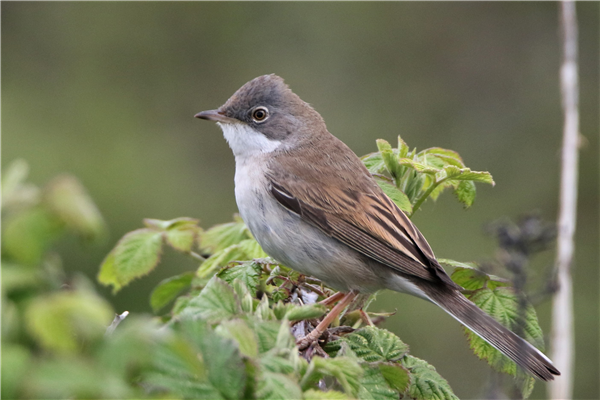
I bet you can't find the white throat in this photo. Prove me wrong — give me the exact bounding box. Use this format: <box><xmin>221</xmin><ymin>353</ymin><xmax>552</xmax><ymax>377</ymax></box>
<box><xmin>218</xmin><ymin>122</ymin><xmax>282</xmax><ymax>160</ymax></box>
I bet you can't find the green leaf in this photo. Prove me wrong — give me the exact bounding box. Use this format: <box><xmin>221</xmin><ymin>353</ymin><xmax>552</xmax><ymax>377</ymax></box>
<box><xmin>238</xmin><ymin>238</ymin><xmax>269</xmax><ymax>258</ymax></box>
<box><xmin>3</xmin><ymin>206</ymin><xmax>64</xmax><ymax>265</ymax></box>
<box><xmin>251</xmin><ymin>319</ymin><xmax>281</xmax><ymax>353</ymax></box>
<box><xmin>27</xmin><ymin>357</ymin><xmax>134</xmax><ymax>399</ymax></box>
<box><xmin>1</xmin><ymin>344</ymin><xmax>31</xmax><ymax>399</ymax></box>
<box><xmin>199</xmin><ymin>217</ymin><xmax>250</xmax><ymax>254</ymax></box>
<box><xmin>165</xmin><ymin>226</ymin><xmax>198</xmax><ymax>252</ymax></box>
<box><xmin>195</xmin><ymin>326</ymin><xmax>246</xmax><ymax>400</ymax></box>
<box><xmin>361</xmin><ymin>152</ymin><xmax>386</xmax><ymax>175</ymax></box>
<box><xmin>257</xmin><ymin>371</ymin><xmax>303</xmax><ymax>400</ymax></box>
<box><xmin>150</xmin><ymin>272</ymin><xmax>194</xmax><ymax>313</ymax></box>
<box><xmin>147</xmin><ymin>328</ymin><xmax>219</xmax><ymax>399</ymax></box>
<box><xmin>216</xmin><ymin>319</ymin><xmax>259</xmax><ymax>358</ymax></box>
<box><xmin>422</xmin><ymin>147</ymin><xmax>465</xmax><ymax>167</ymax></box>
<box><xmin>453</xmin><ymin>180</ymin><xmax>477</xmax><ymax>208</ymax></box>
<box><xmin>327</xmin><ymin>326</ymin><xmax>409</xmax><ymax>362</ymax></box>
<box><xmin>1</xmin><ymin>263</ymin><xmax>42</xmax><ymax>293</ymax></box>
<box><xmin>447</xmin><ymin>263</ymin><xmax>509</xmax><ymax>291</ymax></box>
<box><xmin>42</xmin><ymin>175</ymin><xmax>106</xmax><ymax>241</ymax></box>
<box><xmin>97</xmin><ymin>251</ymin><xmax>122</xmax><ymax>293</ymax></box>
<box><xmin>465</xmin><ymin>287</ymin><xmax>545</xmax><ymax>376</ymax></box>
<box><xmin>197</xmin><ymin>244</ymin><xmax>248</xmax><ymax>279</ymax></box>
<box><xmin>398</xmin><ymin>158</ymin><xmax>440</xmax><ymax>175</ymax></box>
<box><xmin>358</xmin><ymin>366</ymin><xmax>397</xmax><ymax>400</ymax></box>
<box><xmin>397</xmin><ymin>136</ymin><xmax>410</xmax><ymax>158</ymax></box>
<box><xmin>300</xmin><ymin>356</ymin><xmax>363</xmax><ymax>396</ymax></box>
<box><xmin>25</xmin><ymin>291</ymin><xmax>114</xmax><ymax>354</ymax></box>
<box><xmin>378</xmin><ymin>363</ymin><xmax>410</xmax><ymax>393</ymax></box>
<box><xmin>182</xmin><ymin>276</ymin><xmax>241</xmax><ymax>322</ymax></box>
<box><xmin>402</xmin><ymin>355</ymin><xmax>458</xmax><ymax>400</ymax></box>
<box><xmin>377</xmin><ymin>139</ymin><xmax>403</xmax><ymax>178</ymax></box>
<box><xmin>102</xmin><ymin>228</ymin><xmax>164</xmax><ymax>291</ymax></box>
<box><xmin>217</xmin><ymin>261</ymin><xmax>262</xmax><ymax>297</ymax></box>
<box><xmin>144</xmin><ymin>217</ymin><xmax>199</xmax><ymax>231</ymax></box>
<box><xmin>304</xmin><ymin>389</ymin><xmax>350</xmax><ymax>399</ymax></box>
<box><xmin>285</xmin><ymin>303</ymin><xmax>327</xmax><ymax>322</ymax></box>
<box><xmin>440</xmin><ymin>165</ymin><xmax>494</xmax><ymax>185</ymax></box>
<box><xmin>374</xmin><ymin>177</ymin><xmax>413</xmax><ymax>214</ymax></box>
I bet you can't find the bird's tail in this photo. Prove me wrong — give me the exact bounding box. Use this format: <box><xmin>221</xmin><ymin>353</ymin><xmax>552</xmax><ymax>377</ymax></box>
<box><xmin>428</xmin><ymin>288</ymin><xmax>560</xmax><ymax>381</ymax></box>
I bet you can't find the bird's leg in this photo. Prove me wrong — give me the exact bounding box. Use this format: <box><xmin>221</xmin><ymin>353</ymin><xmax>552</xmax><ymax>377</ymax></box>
<box><xmin>297</xmin><ymin>291</ymin><xmax>358</xmax><ymax>350</ymax></box>
<box><xmin>318</xmin><ymin>291</ymin><xmax>345</xmax><ymax>307</ymax></box>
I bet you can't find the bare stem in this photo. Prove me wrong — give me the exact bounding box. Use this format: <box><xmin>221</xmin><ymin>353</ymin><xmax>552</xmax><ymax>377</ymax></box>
<box><xmin>549</xmin><ymin>2</ymin><xmax>579</xmax><ymax>398</ymax></box>
<box><xmin>189</xmin><ymin>251</ymin><xmax>206</xmax><ymax>262</ymax></box>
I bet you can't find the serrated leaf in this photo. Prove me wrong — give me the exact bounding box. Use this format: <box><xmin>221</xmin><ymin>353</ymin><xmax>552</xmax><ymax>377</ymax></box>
<box><xmin>422</xmin><ymin>147</ymin><xmax>464</xmax><ymax>167</ymax></box>
<box><xmin>441</xmin><ymin>165</ymin><xmax>494</xmax><ymax>185</ymax></box>
<box><xmin>358</xmin><ymin>366</ymin><xmax>397</xmax><ymax>400</ymax></box>
<box><xmin>374</xmin><ymin>177</ymin><xmax>413</xmax><ymax>214</ymax></box>
<box><xmin>377</xmin><ymin>139</ymin><xmax>403</xmax><ymax>179</ymax></box>
<box><xmin>397</xmin><ymin>136</ymin><xmax>409</xmax><ymax>158</ymax></box>
<box><xmin>150</xmin><ymin>272</ymin><xmax>194</xmax><ymax>313</ymax></box>
<box><xmin>361</xmin><ymin>152</ymin><xmax>386</xmax><ymax>175</ymax></box>
<box><xmin>330</xmin><ymin>327</ymin><xmax>409</xmax><ymax>363</ymax></box>
<box><xmin>199</xmin><ymin>331</ymin><xmax>246</xmax><ymax>400</ymax></box>
<box><xmin>304</xmin><ymin>389</ymin><xmax>350</xmax><ymax>399</ymax></box>
<box><xmin>402</xmin><ymin>355</ymin><xmax>458</xmax><ymax>400</ymax></box>
<box><xmin>257</xmin><ymin>371</ymin><xmax>303</xmax><ymax>400</ymax></box>
<box><xmin>182</xmin><ymin>276</ymin><xmax>241</xmax><ymax>322</ymax></box>
<box><xmin>165</xmin><ymin>226</ymin><xmax>197</xmax><ymax>253</ymax></box>
<box><xmin>103</xmin><ymin>228</ymin><xmax>164</xmax><ymax>291</ymax></box>
<box><xmin>448</xmin><ymin>265</ymin><xmax>510</xmax><ymax>291</ymax></box>
<box><xmin>454</xmin><ymin>180</ymin><xmax>477</xmax><ymax>208</ymax></box>
<box><xmin>378</xmin><ymin>363</ymin><xmax>410</xmax><ymax>393</ymax></box>
<box><xmin>196</xmin><ymin>244</ymin><xmax>248</xmax><ymax>279</ymax></box>
<box><xmin>250</xmin><ymin>319</ymin><xmax>281</xmax><ymax>354</ymax></box>
<box><xmin>178</xmin><ymin>318</ymin><xmax>247</xmax><ymax>400</ymax></box>
<box><xmin>25</xmin><ymin>291</ymin><xmax>114</xmax><ymax>354</ymax></box>
<box><xmin>300</xmin><ymin>357</ymin><xmax>363</xmax><ymax>396</ymax></box>
<box><xmin>465</xmin><ymin>287</ymin><xmax>545</xmax><ymax>376</ymax></box>
<box><xmin>199</xmin><ymin>218</ymin><xmax>250</xmax><ymax>255</ymax></box>
<box><xmin>3</xmin><ymin>207</ymin><xmax>64</xmax><ymax>266</ymax></box>
<box><xmin>238</xmin><ymin>238</ymin><xmax>268</xmax><ymax>258</ymax></box>
<box><xmin>217</xmin><ymin>261</ymin><xmax>262</xmax><ymax>296</ymax></box>
<box><xmin>398</xmin><ymin>158</ymin><xmax>440</xmax><ymax>175</ymax></box>
<box><xmin>97</xmin><ymin>251</ymin><xmax>122</xmax><ymax>293</ymax></box>
<box><xmin>42</xmin><ymin>175</ymin><xmax>106</xmax><ymax>241</ymax></box>
<box><xmin>144</xmin><ymin>217</ymin><xmax>199</xmax><ymax>231</ymax></box>
<box><xmin>216</xmin><ymin>319</ymin><xmax>258</xmax><ymax>358</ymax></box>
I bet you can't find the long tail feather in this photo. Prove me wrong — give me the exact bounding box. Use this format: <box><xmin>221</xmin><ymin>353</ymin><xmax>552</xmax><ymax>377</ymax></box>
<box><xmin>428</xmin><ymin>289</ymin><xmax>560</xmax><ymax>381</ymax></box>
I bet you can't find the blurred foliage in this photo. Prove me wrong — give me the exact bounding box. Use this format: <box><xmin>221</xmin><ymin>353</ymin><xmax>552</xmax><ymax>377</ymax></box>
<box><xmin>2</xmin><ymin>145</ymin><xmax>549</xmax><ymax>398</ymax></box>
<box><xmin>2</xmin><ymin>2</ymin><xmax>598</xmax><ymax>398</ymax></box>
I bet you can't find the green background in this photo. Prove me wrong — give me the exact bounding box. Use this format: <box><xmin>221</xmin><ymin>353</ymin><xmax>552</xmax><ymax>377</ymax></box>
<box><xmin>3</xmin><ymin>2</ymin><xmax>598</xmax><ymax>398</ymax></box>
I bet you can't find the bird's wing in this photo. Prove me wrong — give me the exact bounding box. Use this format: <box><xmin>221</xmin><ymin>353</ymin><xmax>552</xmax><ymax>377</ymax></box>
<box><xmin>265</xmin><ymin>152</ymin><xmax>457</xmax><ymax>287</ymax></box>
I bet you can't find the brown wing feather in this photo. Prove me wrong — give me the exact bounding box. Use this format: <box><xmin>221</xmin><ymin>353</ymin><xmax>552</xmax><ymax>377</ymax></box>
<box><xmin>266</xmin><ymin>136</ymin><xmax>458</xmax><ymax>288</ymax></box>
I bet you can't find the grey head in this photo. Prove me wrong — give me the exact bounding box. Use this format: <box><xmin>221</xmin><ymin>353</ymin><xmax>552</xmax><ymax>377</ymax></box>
<box><xmin>195</xmin><ymin>75</ymin><xmax>326</xmax><ymax>149</ymax></box>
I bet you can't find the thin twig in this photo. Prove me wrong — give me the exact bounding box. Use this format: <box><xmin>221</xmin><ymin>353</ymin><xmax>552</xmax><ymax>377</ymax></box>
<box><xmin>105</xmin><ymin>311</ymin><xmax>129</xmax><ymax>336</ymax></box>
<box><xmin>549</xmin><ymin>2</ymin><xmax>579</xmax><ymax>398</ymax></box>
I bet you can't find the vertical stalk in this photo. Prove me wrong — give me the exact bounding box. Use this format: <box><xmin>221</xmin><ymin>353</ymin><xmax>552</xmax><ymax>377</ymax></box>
<box><xmin>549</xmin><ymin>2</ymin><xmax>579</xmax><ymax>399</ymax></box>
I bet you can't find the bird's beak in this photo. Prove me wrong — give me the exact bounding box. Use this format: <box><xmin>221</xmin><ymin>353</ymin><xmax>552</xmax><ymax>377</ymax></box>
<box><xmin>194</xmin><ymin>109</ymin><xmax>236</xmax><ymax>123</ymax></box>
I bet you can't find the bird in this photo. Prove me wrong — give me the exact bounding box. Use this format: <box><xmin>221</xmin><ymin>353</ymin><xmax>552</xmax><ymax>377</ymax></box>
<box><xmin>195</xmin><ymin>74</ymin><xmax>560</xmax><ymax>381</ymax></box>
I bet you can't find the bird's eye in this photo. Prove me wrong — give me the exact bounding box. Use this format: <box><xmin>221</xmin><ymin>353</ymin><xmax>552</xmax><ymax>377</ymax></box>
<box><xmin>251</xmin><ymin>107</ymin><xmax>269</xmax><ymax>122</ymax></box>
